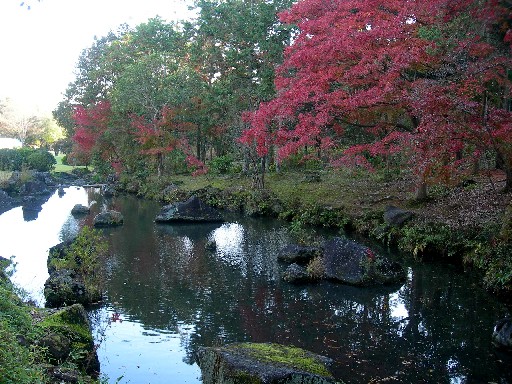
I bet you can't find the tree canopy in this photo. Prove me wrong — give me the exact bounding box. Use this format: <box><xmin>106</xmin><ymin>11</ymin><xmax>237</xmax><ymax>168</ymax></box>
<box><xmin>53</xmin><ymin>0</ymin><xmax>511</xmax><ymax>195</ymax></box>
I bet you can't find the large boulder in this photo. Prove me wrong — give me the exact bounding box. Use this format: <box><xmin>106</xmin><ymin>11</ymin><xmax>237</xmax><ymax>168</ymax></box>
<box><xmin>493</xmin><ymin>318</ymin><xmax>512</xmax><ymax>350</ymax></box>
<box><xmin>155</xmin><ymin>195</ymin><xmax>224</xmax><ymax>223</ymax></box>
<box><xmin>93</xmin><ymin>210</ymin><xmax>123</xmax><ymax>227</ymax></box>
<box><xmin>43</xmin><ymin>269</ymin><xmax>101</xmax><ymax>308</ymax></box>
<box><xmin>19</xmin><ymin>179</ymin><xmax>51</xmax><ymax>196</ymax></box>
<box><xmin>196</xmin><ymin>343</ymin><xmax>338</xmax><ymax>384</ymax></box>
<box><xmin>323</xmin><ymin>237</ymin><xmax>406</xmax><ymax>286</ymax></box>
<box><xmin>384</xmin><ymin>206</ymin><xmax>414</xmax><ymax>227</ymax></box>
<box><xmin>278</xmin><ymin>244</ymin><xmax>322</xmax><ymax>264</ymax></box>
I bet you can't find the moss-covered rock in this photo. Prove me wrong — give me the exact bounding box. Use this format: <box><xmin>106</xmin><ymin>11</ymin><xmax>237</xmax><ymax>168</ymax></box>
<box><xmin>282</xmin><ymin>263</ymin><xmax>314</xmax><ymax>284</ymax></box>
<box><xmin>278</xmin><ymin>244</ymin><xmax>323</xmax><ymax>264</ymax></box>
<box><xmin>38</xmin><ymin>304</ymin><xmax>100</xmax><ymax>377</ymax></box>
<box><xmin>197</xmin><ymin>342</ymin><xmax>341</xmax><ymax>384</ymax></box>
<box><xmin>44</xmin><ymin>269</ymin><xmax>101</xmax><ymax>308</ymax></box>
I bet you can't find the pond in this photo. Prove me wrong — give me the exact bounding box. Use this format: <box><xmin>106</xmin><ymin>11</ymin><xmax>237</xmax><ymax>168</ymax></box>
<box><xmin>0</xmin><ymin>186</ymin><xmax>510</xmax><ymax>384</ymax></box>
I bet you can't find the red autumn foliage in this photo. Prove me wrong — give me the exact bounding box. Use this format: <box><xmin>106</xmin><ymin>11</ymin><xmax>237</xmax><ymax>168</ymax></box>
<box><xmin>241</xmin><ymin>0</ymin><xmax>512</xmax><ymax>187</ymax></box>
<box><xmin>72</xmin><ymin>100</ymin><xmax>113</xmax><ymax>164</ymax></box>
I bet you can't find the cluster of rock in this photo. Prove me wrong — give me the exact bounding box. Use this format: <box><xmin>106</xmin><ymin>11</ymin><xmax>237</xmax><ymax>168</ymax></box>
<box><xmin>0</xmin><ymin>257</ymin><xmax>99</xmax><ymax>382</ymax></box>
<box><xmin>280</xmin><ymin>237</ymin><xmax>406</xmax><ymax>287</ymax></box>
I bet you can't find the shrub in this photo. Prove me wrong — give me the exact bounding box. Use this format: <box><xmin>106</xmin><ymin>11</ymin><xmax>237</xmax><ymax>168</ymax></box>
<box><xmin>0</xmin><ymin>274</ymin><xmax>45</xmax><ymax>383</ymax></box>
<box><xmin>0</xmin><ymin>148</ymin><xmax>56</xmax><ymax>172</ymax></box>
<box><xmin>306</xmin><ymin>256</ymin><xmax>326</xmax><ymax>279</ymax></box>
<box><xmin>26</xmin><ymin>149</ymin><xmax>56</xmax><ymax>172</ymax></box>
<box><xmin>466</xmin><ymin>241</ymin><xmax>512</xmax><ymax>292</ymax></box>
<box><xmin>0</xmin><ymin>148</ymin><xmax>28</xmax><ymax>171</ymax></box>
<box><xmin>209</xmin><ymin>155</ymin><xmax>234</xmax><ymax>175</ymax></box>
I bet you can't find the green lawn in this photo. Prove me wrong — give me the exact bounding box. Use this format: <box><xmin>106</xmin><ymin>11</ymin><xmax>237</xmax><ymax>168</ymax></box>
<box><xmin>53</xmin><ymin>154</ymin><xmax>88</xmax><ymax>173</ymax></box>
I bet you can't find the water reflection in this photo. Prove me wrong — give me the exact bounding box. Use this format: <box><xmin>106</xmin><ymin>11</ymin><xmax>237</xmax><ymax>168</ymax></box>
<box><xmin>0</xmin><ymin>187</ymin><xmax>89</xmax><ymax>305</ymax></box>
<box><xmin>89</xmin><ymin>306</ymin><xmax>201</xmax><ymax>384</ymax></box>
<box><xmin>1</xmin><ymin>192</ymin><xmax>510</xmax><ymax>384</ymax></box>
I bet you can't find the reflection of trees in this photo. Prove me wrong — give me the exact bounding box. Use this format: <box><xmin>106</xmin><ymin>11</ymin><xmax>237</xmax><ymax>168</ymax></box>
<box><xmin>92</xmin><ymin>195</ymin><xmax>511</xmax><ymax>384</ymax></box>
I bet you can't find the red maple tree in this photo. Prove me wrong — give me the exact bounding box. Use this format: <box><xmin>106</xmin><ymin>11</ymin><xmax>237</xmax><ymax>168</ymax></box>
<box><xmin>72</xmin><ymin>100</ymin><xmax>113</xmax><ymax>167</ymax></box>
<box><xmin>241</xmin><ymin>0</ymin><xmax>512</xmax><ymax>193</ymax></box>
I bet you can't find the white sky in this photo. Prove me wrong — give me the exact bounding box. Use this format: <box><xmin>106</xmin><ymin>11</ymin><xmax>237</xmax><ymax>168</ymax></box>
<box><xmin>0</xmin><ymin>0</ymin><xmax>194</xmax><ymax>116</ymax></box>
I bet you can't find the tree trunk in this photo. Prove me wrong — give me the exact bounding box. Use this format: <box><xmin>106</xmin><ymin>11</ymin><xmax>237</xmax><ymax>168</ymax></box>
<box><xmin>157</xmin><ymin>153</ymin><xmax>163</xmax><ymax>178</ymax></box>
<box><xmin>505</xmin><ymin>163</ymin><xmax>512</xmax><ymax>193</ymax></box>
<box><xmin>415</xmin><ymin>180</ymin><xmax>428</xmax><ymax>200</ymax></box>
<box><xmin>260</xmin><ymin>156</ymin><xmax>266</xmax><ymax>189</ymax></box>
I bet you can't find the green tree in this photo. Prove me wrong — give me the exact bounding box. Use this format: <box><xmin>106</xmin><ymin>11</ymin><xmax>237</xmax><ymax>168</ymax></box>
<box><xmin>185</xmin><ymin>0</ymin><xmax>294</xmax><ymax>160</ymax></box>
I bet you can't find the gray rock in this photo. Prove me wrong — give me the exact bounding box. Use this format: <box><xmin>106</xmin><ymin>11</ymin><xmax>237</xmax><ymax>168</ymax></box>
<box><xmin>44</xmin><ymin>269</ymin><xmax>88</xmax><ymax>308</ymax></box>
<box><xmin>384</xmin><ymin>205</ymin><xmax>414</xmax><ymax>227</ymax></box>
<box><xmin>44</xmin><ymin>268</ymin><xmax>102</xmax><ymax>308</ymax></box>
<box><xmin>323</xmin><ymin>237</ymin><xmax>406</xmax><ymax>286</ymax></box>
<box><xmin>155</xmin><ymin>195</ymin><xmax>224</xmax><ymax>223</ymax></box>
<box><xmin>282</xmin><ymin>263</ymin><xmax>313</xmax><ymax>284</ymax></box>
<box><xmin>19</xmin><ymin>179</ymin><xmax>51</xmax><ymax>196</ymax></box>
<box><xmin>71</xmin><ymin>204</ymin><xmax>90</xmax><ymax>215</ymax></box>
<box><xmin>278</xmin><ymin>244</ymin><xmax>322</xmax><ymax>264</ymax></box>
<box><xmin>493</xmin><ymin>318</ymin><xmax>512</xmax><ymax>350</ymax></box>
<box><xmin>93</xmin><ymin>210</ymin><xmax>123</xmax><ymax>227</ymax></box>
<box><xmin>196</xmin><ymin>343</ymin><xmax>338</xmax><ymax>384</ymax></box>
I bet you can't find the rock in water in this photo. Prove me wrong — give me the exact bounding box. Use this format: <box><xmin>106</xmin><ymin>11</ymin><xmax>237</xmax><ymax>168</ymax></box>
<box><xmin>277</xmin><ymin>244</ymin><xmax>322</xmax><ymax>264</ymax></box>
<box><xmin>39</xmin><ymin>304</ymin><xmax>100</xmax><ymax>377</ymax></box>
<box><xmin>196</xmin><ymin>343</ymin><xmax>340</xmax><ymax>384</ymax></box>
<box><xmin>282</xmin><ymin>263</ymin><xmax>313</xmax><ymax>284</ymax></box>
<box><xmin>493</xmin><ymin>318</ymin><xmax>512</xmax><ymax>350</ymax></box>
<box><xmin>71</xmin><ymin>204</ymin><xmax>90</xmax><ymax>215</ymax></box>
<box><xmin>323</xmin><ymin>237</ymin><xmax>406</xmax><ymax>286</ymax></box>
<box><xmin>0</xmin><ymin>190</ymin><xmax>18</xmax><ymax>215</ymax></box>
<box><xmin>93</xmin><ymin>210</ymin><xmax>123</xmax><ymax>227</ymax></box>
<box><xmin>155</xmin><ymin>195</ymin><xmax>224</xmax><ymax>223</ymax></box>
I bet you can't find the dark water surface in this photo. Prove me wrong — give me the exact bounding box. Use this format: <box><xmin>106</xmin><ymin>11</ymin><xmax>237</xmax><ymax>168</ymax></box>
<box><xmin>1</xmin><ymin>187</ymin><xmax>510</xmax><ymax>384</ymax></box>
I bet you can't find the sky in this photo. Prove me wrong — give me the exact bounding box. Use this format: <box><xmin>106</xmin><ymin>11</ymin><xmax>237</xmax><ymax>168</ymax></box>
<box><xmin>0</xmin><ymin>0</ymin><xmax>195</xmax><ymax>116</ymax></box>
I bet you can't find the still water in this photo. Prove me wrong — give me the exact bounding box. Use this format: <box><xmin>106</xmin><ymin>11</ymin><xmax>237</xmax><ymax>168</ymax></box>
<box><xmin>0</xmin><ymin>187</ymin><xmax>510</xmax><ymax>384</ymax></box>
